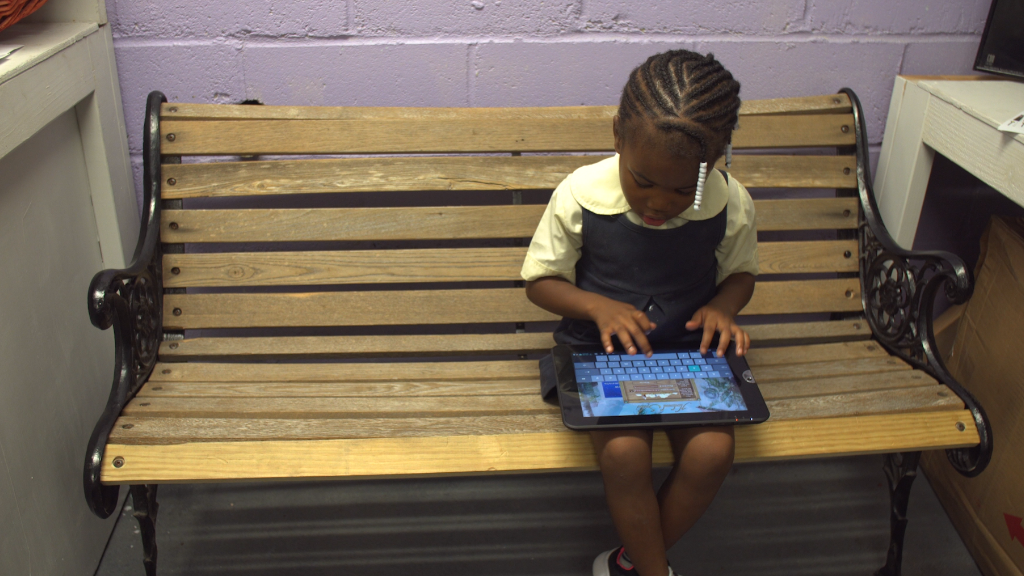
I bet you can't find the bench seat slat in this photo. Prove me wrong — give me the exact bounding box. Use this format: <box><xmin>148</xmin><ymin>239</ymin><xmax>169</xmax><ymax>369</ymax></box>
<box><xmin>119</xmin><ymin>385</ymin><xmax>961</xmax><ymax>422</ymax></box>
<box><xmin>159</xmin><ymin>155</ymin><xmax>857</xmax><ymax>199</ymax></box>
<box><xmin>160</xmin><ymin>114</ymin><xmax>854</xmax><ymax>155</ymax></box>
<box><xmin>139</xmin><ymin>379</ymin><xmax>543</xmax><ymax>398</ymax></box>
<box><xmin>112</xmin><ymin>382</ymin><xmax>955</xmax><ymax>444</ymax></box>
<box><xmin>159</xmin><ymin>332</ymin><xmax>558</xmax><ymax>360</ymax></box>
<box><xmin>160</xmin><ymin>95</ymin><xmax>850</xmax><ymax>122</ymax></box>
<box><xmin>156</xmin><ymin>320</ymin><xmax>870</xmax><ymax>360</ymax></box>
<box><xmin>134</xmin><ymin>367</ymin><xmax>936</xmax><ymax>403</ymax></box>
<box><xmin>122</xmin><ymin>394</ymin><xmax>557</xmax><ymax>419</ymax></box>
<box><xmin>161</xmin><ymin>280</ymin><xmax>862</xmax><ymax>329</ymax></box>
<box><xmin>752</xmin><ymin>356</ymin><xmax>910</xmax><ymax>383</ymax></box>
<box><xmin>109</xmin><ymin>415</ymin><xmax>569</xmax><ymax>444</ymax></box>
<box><xmin>148</xmin><ymin>351</ymin><xmax>898</xmax><ymax>385</ymax></box>
<box><xmin>150</xmin><ymin>359</ymin><xmax>541</xmax><ymax>383</ymax></box>
<box><xmin>162</xmin><ymin>240</ymin><xmax>859</xmax><ymax>288</ymax></box>
<box><xmin>161</xmin><ymin>198</ymin><xmax>858</xmax><ymax>243</ymax></box>
<box><xmin>98</xmin><ymin>410</ymin><xmax>978</xmax><ymax>483</ymax></box>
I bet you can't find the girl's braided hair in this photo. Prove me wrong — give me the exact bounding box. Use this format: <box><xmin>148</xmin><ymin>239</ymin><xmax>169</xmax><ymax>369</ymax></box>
<box><xmin>618</xmin><ymin>50</ymin><xmax>741</xmax><ymax>162</ymax></box>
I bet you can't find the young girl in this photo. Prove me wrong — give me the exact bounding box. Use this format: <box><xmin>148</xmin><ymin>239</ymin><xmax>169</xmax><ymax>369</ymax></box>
<box><xmin>522</xmin><ymin>50</ymin><xmax>758</xmax><ymax>576</ymax></box>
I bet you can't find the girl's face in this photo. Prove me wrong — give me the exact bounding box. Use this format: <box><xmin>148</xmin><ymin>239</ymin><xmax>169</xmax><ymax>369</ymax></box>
<box><xmin>613</xmin><ymin>116</ymin><xmax>713</xmax><ymax>226</ymax></box>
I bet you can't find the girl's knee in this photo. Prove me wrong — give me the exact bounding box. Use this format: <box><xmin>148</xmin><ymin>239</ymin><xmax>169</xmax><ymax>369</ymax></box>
<box><xmin>591</xmin><ymin>432</ymin><xmax>652</xmax><ymax>482</ymax></box>
<box><xmin>678</xmin><ymin>427</ymin><xmax>735</xmax><ymax>475</ymax></box>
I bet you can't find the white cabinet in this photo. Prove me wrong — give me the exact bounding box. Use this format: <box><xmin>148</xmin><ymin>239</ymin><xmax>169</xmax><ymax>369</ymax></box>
<box><xmin>0</xmin><ymin>3</ymin><xmax>136</xmax><ymax>574</ymax></box>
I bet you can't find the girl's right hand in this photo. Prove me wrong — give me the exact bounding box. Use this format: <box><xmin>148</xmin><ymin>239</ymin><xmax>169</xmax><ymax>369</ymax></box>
<box><xmin>588</xmin><ymin>299</ymin><xmax>656</xmax><ymax>357</ymax></box>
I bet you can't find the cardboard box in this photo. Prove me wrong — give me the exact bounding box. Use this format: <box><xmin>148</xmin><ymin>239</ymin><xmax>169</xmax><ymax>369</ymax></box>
<box><xmin>924</xmin><ymin>217</ymin><xmax>1024</xmax><ymax>576</ymax></box>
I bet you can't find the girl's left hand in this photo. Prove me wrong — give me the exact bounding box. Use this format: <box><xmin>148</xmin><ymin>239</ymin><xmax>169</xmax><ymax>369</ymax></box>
<box><xmin>685</xmin><ymin>305</ymin><xmax>750</xmax><ymax>357</ymax></box>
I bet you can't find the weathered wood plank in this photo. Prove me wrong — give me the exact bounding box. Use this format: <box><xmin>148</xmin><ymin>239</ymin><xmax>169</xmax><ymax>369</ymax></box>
<box><xmin>161</xmin><ymin>198</ymin><xmax>858</xmax><ymax>243</ymax></box>
<box><xmin>135</xmin><ymin>368</ymin><xmax>934</xmax><ymax>403</ymax></box>
<box><xmin>161</xmin><ymin>278</ymin><xmax>859</xmax><ymax>329</ymax></box>
<box><xmin>148</xmin><ymin>360</ymin><xmax>541</xmax><ymax>383</ymax></box>
<box><xmin>159</xmin><ymin>114</ymin><xmax>855</xmax><ymax>155</ymax></box>
<box><xmin>163</xmin><ymin>247</ymin><xmax>531</xmax><ymax>287</ymax></box>
<box><xmin>156</xmin><ymin>321</ymin><xmax>869</xmax><ymax>361</ymax></box>
<box><xmin>121</xmin><ymin>384</ymin><xmax>957</xmax><ymax>422</ymax></box>
<box><xmin>752</xmin><ymin>356</ymin><xmax>911</xmax><ymax>383</ymax></box>
<box><xmin>161</xmin><ymin>205</ymin><xmax>546</xmax><ymax>243</ymax></box>
<box><xmin>753</xmin><ymin>198</ymin><xmax>859</xmax><ymax>231</ymax></box>
<box><xmin>763</xmin><ymin>386</ymin><xmax>963</xmax><ymax>420</ymax></box>
<box><xmin>99</xmin><ymin>410</ymin><xmax>979</xmax><ymax>483</ymax></box>
<box><xmin>159</xmin><ymin>333</ymin><xmax>557</xmax><ymax>360</ymax></box>
<box><xmin>755</xmin><ymin>240</ymin><xmax>858</xmax><ymax>274</ymax></box>
<box><xmin>743</xmin><ymin>340</ymin><xmax>886</xmax><ymax>367</ymax></box>
<box><xmin>122</xmin><ymin>394</ymin><xmax>557</xmax><ymax>419</ymax></box>
<box><xmin>162</xmin><ymin>289</ymin><xmax>557</xmax><ymax>329</ymax></box>
<box><xmin>757</xmin><ymin>370</ymin><xmax>937</xmax><ymax>401</ymax></box>
<box><xmin>137</xmin><ymin>379</ymin><xmax>541</xmax><ymax>398</ymax></box>
<box><xmin>159</xmin><ymin>95</ymin><xmax>850</xmax><ymax>122</ymax></box>
<box><xmin>159</xmin><ymin>154</ymin><xmax>856</xmax><ymax>199</ymax></box>
<box><xmin>108</xmin><ymin>414</ymin><xmax>569</xmax><ymax>444</ymax></box>
<box><xmin>743</xmin><ymin>319</ymin><xmax>870</xmax><ymax>346</ymax></box>
<box><xmin>148</xmin><ymin>348</ymin><xmax>896</xmax><ymax>385</ymax></box>
<box><xmin>162</xmin><ymin>240</ymin><xmax>857</xmax><ymax>288</ymax></box>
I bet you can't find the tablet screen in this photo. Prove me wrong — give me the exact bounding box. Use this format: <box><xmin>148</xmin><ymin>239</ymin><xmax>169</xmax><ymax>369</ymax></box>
<box><xmin>571</xmin><ymin>350</ymin><xmax>749</xmax><ymax>417</ymax></box>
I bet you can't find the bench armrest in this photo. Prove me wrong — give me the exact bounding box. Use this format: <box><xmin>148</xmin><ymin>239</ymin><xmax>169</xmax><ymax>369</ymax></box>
<box><xmin>844</xmin><ymin>88</ymin><xmax>992</xmax><ymax>477</ymax></box>
<box><xmin>84</xmin><ymin>91</ymin><xmax>167</xmax><ymax>518</ymax></box>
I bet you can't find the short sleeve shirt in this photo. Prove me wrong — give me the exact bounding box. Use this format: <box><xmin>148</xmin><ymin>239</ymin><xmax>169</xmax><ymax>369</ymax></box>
<box><xmin>521</xmin><ymin>155</ymin><xmax>758</xmax><ymax>285</ymax></box>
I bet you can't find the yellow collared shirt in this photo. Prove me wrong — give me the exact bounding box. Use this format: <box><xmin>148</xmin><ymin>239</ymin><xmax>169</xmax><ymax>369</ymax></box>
<box><xmin>521</xmin><ymin>155</ymin><xmax>758</xmax><ymax>285</ymax></box>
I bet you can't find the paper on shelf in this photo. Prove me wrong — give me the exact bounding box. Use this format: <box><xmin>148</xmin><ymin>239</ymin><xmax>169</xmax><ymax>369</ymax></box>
<box><xmin>0</xmin><ymin>44</ymin><xmax>23</xmax><ymax>60</ymax></box>
<box><xmin>998</xmin><ymin>110</ymin><xmax>1024</xmax><ymax>134</ymax></box>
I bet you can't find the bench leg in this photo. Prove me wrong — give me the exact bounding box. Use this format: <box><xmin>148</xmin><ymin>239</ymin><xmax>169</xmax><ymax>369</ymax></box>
<box><xmin>875</xmin><ymin>451</ymin><xmax>921</xmax><ymax>576</ymax></box>
<box><xmin>130</xmin><ymin>484</ymin><xmax>160</xmax><ymax>576</ymax></box>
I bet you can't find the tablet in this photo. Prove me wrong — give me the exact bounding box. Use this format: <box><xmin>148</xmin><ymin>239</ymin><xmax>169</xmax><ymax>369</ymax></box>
<box><xmin>551</xmin><ymin>343</ymin><xmax>770</xmax><ymax>430</ymax></box>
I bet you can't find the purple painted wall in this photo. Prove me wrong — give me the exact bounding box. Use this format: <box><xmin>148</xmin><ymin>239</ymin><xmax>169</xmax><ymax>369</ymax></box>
<box><xmin>104</xmin><ymin>0</ymin><xmax>991</xmax><ymax>207</ymax></box>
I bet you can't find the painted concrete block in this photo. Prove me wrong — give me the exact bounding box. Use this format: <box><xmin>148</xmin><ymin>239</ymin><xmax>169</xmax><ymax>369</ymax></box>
<box><xmin>113</xmin><ymin>43</ymin><xmax>246</xmax><ymax>153</ymax></box>
<box><xmin>804</xmin><ymin>0</ymin><xmax>990</xmax><ymax>34</ymax></box>
<box><xmin>579</xmin><ymin>0</ymin><xmax>805</xmax><ymax>34</ymax></box>
<box><xmin>108</xmin><ymin>0</ymin><xmax>348</xmax><ymax>38</ymax></box>
<box><xmin>353</xmin><ymin>0</ymin><xmax>579</xmax><ymax>36</ymax></box>
<box><xmin>694</xmin><ymin>40</ymin><xmax>904</xmax><ymax>144</ymax></box>
<box><xmin>901</xmin><ymin>40</ymin><xmax>982</xmax><ymax>76</ymax></box>
<box><xmin>242</xmin><ymin>43</ymin><xmax>469</xmax><ymax>107</ymax></box>
<box><xmin>473</xmin><ymin>41</ymin><xmax>696</xmax><ymax>107</ymax></box>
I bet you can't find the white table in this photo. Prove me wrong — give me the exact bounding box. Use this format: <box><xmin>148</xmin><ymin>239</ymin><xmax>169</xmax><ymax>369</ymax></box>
<box><xmin>874</xmin><ymin>76</ymin><xmax>1024</xmax><ymax>248</ymax></box>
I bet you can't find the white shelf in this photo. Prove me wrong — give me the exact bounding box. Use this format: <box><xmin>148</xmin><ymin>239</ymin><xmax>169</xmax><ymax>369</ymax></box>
<box><xmin>0</xmin><ymin>21</ymin><xmax>97</xmax><ymax>85</ymax></box>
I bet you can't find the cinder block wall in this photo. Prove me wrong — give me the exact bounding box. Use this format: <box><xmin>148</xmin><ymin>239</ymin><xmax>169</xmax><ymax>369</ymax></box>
<box><xmin>105</xmin><ymin>0</ymin><xmax>991</xmax><ymax>207</ymax></box>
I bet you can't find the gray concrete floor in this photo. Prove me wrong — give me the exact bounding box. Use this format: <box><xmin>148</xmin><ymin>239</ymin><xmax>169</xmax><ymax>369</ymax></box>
<box><xmin>94</xmin><ymin>455</ymin><xmax>980</xmax><ymax>576</ymax></box>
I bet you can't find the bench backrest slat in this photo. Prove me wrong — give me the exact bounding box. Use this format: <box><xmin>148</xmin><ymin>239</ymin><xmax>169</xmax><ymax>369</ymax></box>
<box><xmin>162</xmin><ymin>95</ymin><xmax>850</xmax><ymax>121</ymax></box>
<box><xmin>161</xmin><ymin>198</ymin><xmax>858</xmax><ymax>243</ymax></box>
<box><xmin>160</xmin><ymin>154</ymin><xmax>857</xmax><ymax>200</ymax></box>
<box><xmin>161</xmin><ymin>113</ymin><xmax>855</xmax><ymax>155</ymax></box>
<box><xmin>162</xmin><ymin>279</ymin><xmax>861</xmax><ymax>330</ymax></box>
<box><xmin>162</xmin><ymin>239</ymin><xmax>859</xmax><ymax>288</ymax></box>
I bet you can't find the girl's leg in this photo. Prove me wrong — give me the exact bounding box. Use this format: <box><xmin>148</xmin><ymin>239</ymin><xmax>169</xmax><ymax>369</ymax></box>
<box><xmin>657</xmin><ymin>426</ymin><xmax>735</xmax><ymax>548</ymax></box>
<box><xmin>591</xmin><ymin>429</ymin><xmax>668</xmax><ymax>576</ymax></box>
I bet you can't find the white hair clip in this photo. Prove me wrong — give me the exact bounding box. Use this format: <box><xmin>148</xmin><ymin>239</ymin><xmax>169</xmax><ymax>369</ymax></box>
<box><xmin>694</xmin><ymin>161</ymin><xmax>707</xmax><ymax>211</ymax></box>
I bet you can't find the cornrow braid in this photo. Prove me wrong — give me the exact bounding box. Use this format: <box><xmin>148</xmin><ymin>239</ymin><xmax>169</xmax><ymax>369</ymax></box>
<box><xmin>618</xmin><ymin>49</ymin><xmax>741</xmax><ymax>168</ymax></box>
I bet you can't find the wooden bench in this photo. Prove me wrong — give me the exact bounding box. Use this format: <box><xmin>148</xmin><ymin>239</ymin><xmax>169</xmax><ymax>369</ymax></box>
<box><xmin>83</xmin><ymin>89</ymin><xmax>991</xmax><ymax>576</ymax></box>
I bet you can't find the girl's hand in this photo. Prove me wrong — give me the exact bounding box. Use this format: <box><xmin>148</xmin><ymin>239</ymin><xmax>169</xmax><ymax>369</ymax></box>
<box><xmin>685</xmin><ymin>304</ymin><xmax>750</xmax><ymax>357</ymax></box>
<box><xmin>589</xmin><ymin>299</ymin><xmax>657</xmax><ymax>357</ymax></box>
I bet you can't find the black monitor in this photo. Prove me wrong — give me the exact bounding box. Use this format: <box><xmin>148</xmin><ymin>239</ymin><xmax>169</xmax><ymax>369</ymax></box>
<box><xmin>975</xmin><ymin>0</ymin><xmax>1024</xmax><ymax>79</ymax></box>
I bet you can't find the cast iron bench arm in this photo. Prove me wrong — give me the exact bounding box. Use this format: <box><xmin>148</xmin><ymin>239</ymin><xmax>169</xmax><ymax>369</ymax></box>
<box><xmin>844</xmin><ymin>88</ymin><xmax>992</xmax><ymax>477</ymax></box>
<box><xmin>84</xmin><ymin>91</ymin><xmax>167</xmax><ymax>518</ymax></box>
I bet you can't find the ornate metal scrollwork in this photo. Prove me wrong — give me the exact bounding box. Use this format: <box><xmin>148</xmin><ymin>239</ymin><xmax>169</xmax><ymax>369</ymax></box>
<box><xmin>129</xmin><ymin>270</ymin><xmax>162</xmax><ymax>385</ymax></box>
<box><xmin>842</xmin><ymin>88</ymin><xmax>991</xmax><ymax>478</ymax></box>
<box><xmin>84</xmin><ymin>91</ymin><xmax>168</xmax><ymax>519</ymax></box>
